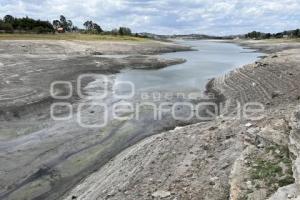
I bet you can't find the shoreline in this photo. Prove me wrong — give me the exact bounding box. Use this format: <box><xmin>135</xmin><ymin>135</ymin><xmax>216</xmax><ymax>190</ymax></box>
<box><xmin>63</xmin><ymin>39</ymin><xmax>300</xmax><ymax>200</ymax></box>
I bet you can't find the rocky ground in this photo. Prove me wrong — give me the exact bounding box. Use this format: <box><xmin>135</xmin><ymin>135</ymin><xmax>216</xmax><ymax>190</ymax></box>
<box><xmin>63</xmin><ymin>40</ymin><xmax>300</xmax><ymax>200</ymax></box>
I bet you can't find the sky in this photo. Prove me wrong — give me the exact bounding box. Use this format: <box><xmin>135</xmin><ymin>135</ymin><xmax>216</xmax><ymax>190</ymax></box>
<box><xmin>0</xmin><ymin>0</ymin><xmax>300</xmax><ymax>35</ymax></box>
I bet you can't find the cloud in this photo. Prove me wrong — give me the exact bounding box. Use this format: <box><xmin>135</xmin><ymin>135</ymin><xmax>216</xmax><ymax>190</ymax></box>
<box><xmin>0</xmin><ymin>0</ymin><xmax>300</xmax><ymax>35</ymax></box>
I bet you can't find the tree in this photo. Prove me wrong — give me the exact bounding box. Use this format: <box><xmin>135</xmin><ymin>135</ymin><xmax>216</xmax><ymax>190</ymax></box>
<box><xmin>0</xmin><ymin>15</ymin><xmax>53</xmax><ymax>33</ymax></box>
<box><xmin>293</xmin><ymin>29</ymin><xmax>300</xmax><ymax>37</ymax></box>
<box><xmin>118</xmin><ymin>27</ymin><xmax>132</xmax><ymax>35</ymax></box>
<box><xmin>0</xmin><ymin>21</ymin><xmax>13</xmax><ymax>32</ymax></box>
<box><xmin>50</xmin><ymin>15</ymin><xmax>73</xmax><ymax>32</ymax></box>
<box><xmin>72</xmin><ymin>26</ymin><xmax>79</xmax><ymax>32</ymax></box>
<box><xmin>265</xmin><ymin>33</ymin><xmax>271</xmax><ymax>39</ymax></box>
<box><xmin>52</xmin><ymin>20</ymin><xmax>60</xmax><ymax>29</ymax></box>
<box><xmin>67</xmin><ymin>20</ymin><xmax>73</xmax><ymax>31</ymax></box>
<box><xmin>60</xmin><ymin>15</ymin><xmax>66</xmax><ymax>24</ymax></box>
<box><xmin>3</xmin><ymin>15</ymin><xmax>14</xmax><ymax>24</ymax></box>
<box><xmin>245</xmin><ymin>31</ymin><xmax>263</xmax><ymax>39</ymax></box>
<box><xmin>83</xmin><ymin>20</ymin><xmax>102</xmax><ymax>34</ymax></box>
<box><xmin>92</xmin><ymin>23</ymin><xmax>103</xmax><ymax>33</ymax></box>
<box><xmin>274</xmin><ymin>32</ymin><xmax>283</xmax><ymax>38</ymax></box>
<box><xmin>60</xmin><ymin>15</ymin><xmax>67</xmax><ymax>30</ymax></box>
<box><xmin>111</xmin><ymin>28</ymin><xmax>118</xmax><ymax>35</ymax></box>
<box><xmin>83</xmin><ymin>20</ymin><xmax>93</xmax><ymax>30</ymax></box>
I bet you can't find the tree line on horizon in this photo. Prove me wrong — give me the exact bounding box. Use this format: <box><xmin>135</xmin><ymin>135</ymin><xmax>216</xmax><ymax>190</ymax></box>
<box><xmin>0</xmin><ymin>15</ymin><xmax>134</xmax><ymax>36</ymax></box>
<box><xmin>245</xmin><ymin>29</ymin><xmax>300</xmax><ymax>39</ymax></box>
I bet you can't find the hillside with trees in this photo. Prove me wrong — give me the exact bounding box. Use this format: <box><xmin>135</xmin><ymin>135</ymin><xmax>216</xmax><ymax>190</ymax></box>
<box><xmin>0</xmin><ymin>14</ymin><xmax>136</xmax><ymax>37</ymax></box>
<box><xmin>245</xmin><ymin>29</ymin><xmax>300</xmax><ymax>39</ymax></box>
<box><xmin>52</xmin><ymin>15</ymin><xmax>78</xmax><ymax>32</ymax></box>
<box><xmin>0</xmin><ymin>15</ymin><xmax>54</xmax><ymax>33</ymax></box>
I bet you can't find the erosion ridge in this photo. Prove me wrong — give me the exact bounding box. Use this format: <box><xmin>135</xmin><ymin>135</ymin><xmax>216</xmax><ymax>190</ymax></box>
<box><xmin>63</xmin><ymin>40</ymin><xmax>300</xmax><ymax>200</ymax></box>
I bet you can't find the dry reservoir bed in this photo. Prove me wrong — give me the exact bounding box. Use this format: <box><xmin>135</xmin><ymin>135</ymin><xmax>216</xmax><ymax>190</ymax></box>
<box><xmin>0</xmin><ymin>40</ymin><xmax>192</xmax><ymax>200</ymax></box>
<box><xmin>1</xmin><ymin>39</ymin><xmax>300</xmax><ymax>200</ymax></box>
<box><xmin>62</xmin><ymin>40</ymin><xmax>300</xmax><ymax>200</ymax></box>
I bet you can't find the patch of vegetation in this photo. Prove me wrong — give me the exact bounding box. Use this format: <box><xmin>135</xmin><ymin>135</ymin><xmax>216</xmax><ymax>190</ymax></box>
<box><xmin>249</xmin><ymin>144</ymin><xmax>295</xmax><ymax>196</ymax></box>
<box><xmin>0</xmin><ymin>15</ymin><xmax>149</xmax><ymax>40</ymax></box>
<box><xmin>250</xmin><ymin>159</ymin><xmax>282</xmax><ymax>181</ymax></box>
<box><xmin>278</xmin><ymin>175</ymin><xmax>295</xmax><ymax>187</ymax></box>
<box><xmin>0</xmin><ymin>15</ymin><xmax>54</xmax><ymax>33</ymax></box>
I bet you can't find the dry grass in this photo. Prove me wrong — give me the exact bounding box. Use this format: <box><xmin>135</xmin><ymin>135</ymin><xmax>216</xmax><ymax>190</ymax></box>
<box><xmin>0</xmin><ymin>33</ymin><xmax>149</xmax><ymax>41</ymax></box>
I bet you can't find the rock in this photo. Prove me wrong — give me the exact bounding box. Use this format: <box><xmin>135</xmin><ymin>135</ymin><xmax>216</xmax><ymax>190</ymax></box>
<box><xmin>245</xmin><ymin>123</ymin><xmax>253</xmax><ymax>128</ymax></box>
<box><xmin>209</xmin><ymin>177</ymin><xmax>220</xmax><ymax>186</ymax></box>
<box><xmin>210</xmin><ymin>176</ymin><xmax>218</xmax><ymax>181</ymax></box>
<box><xmin>257</xmin><ymin>143</ymin><xmax>265</xmax><ymax>148</ymax></box>
<box><xmin>209</xmin><ymin>126</ymin><xmax>218</xmax><ymax>131</ymax></box>
<box><xmin>91</xmin><ymin>51</ymin><xmax>103</xmax><ymax>55</ymax></box>
<box><xmin>246</xmin><ymin>181</ymin><xmax>252</xmax><ymax>189</ymax></box>
<box><xmin>271</xmin><ymin>91</ymin><xmax>283</xmax><ymax>99</ymax></box>
<box><xmin>221</xmin><ymin>162</ymin><xmax>230</xmax><ymax>169</ymax></box>
<box><xmin>246</xmin><ymin>127</ymin><xmax>260</xmax><ymax>135</ymax></box>
<box><xmin>174</xmin><ymin>126</ymin><xmax>183</xmax><ymax>131</ymax></box>
<box><xmin>267</xmin><ymin>183</ymin><xmax>298</xmax><ymax>200</ymax></box>
<box><xmin>209</xmin><ymin>181</ymin><xmax>216</xmax><ymax>186</ymax></box>
<box><xmin>106</xmin><ymin>190</ymin><xmax>116</xmax><ymax>198</ymax></box>
<box><xmin>294</xmin><ymin>111</ymin><xmax>300</xmax><ymax>120</ymax></box>
<box><xmin>152</xmin><ymin>190</ymin><xmax>171</xmax><ymax>198</ymax></box>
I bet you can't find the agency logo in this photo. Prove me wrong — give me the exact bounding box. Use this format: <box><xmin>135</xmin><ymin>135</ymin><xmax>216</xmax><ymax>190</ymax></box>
<box><xmin>50</xmin><ymin>73</ymin><xmax>265</xmax><ymax>128</ymax></box>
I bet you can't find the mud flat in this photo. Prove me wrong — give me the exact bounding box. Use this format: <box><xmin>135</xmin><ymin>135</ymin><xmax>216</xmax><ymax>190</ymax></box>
<box><xmin>63</xmin><ymin>40</ymin><xmax>300</xmax><ymax>200</ymax></box>
<box><xmin>0</xmin><ymin>40</ymin><xmax>192</xmax><ymax>200</ymax></box>
<box><xmin>0</xmin><ymin>40</ymin><xmax>190</xmax><ymax>109</ymax></box>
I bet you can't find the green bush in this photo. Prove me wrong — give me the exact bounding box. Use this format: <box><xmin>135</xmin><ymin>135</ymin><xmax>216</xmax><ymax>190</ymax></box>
<box><xmin>0</xmin><ymin>22</ymin><xmax>13</xmax><ymax>33</ymax></box>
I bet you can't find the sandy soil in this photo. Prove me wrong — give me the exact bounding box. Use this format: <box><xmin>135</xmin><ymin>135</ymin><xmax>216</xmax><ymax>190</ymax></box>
<box><xmin>63</xmin><ymin>40</ymin><xmax>300</xmax><ymax>200</ymax></box>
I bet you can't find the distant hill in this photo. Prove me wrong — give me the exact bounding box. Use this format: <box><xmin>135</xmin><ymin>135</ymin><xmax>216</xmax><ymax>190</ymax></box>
<box><xmin>138</xmin><ymin>33</ymin><xmax>235</xmax><ymax>40</ymax></box>
<box><xmin>169</xmin><ymin>34</ymin><xmax>226</xmax><ymax>40</ymax></box>
<box><xmin>139</xmin><ymin>29</ymin><xmax>300</xmax><ymax>41</ymax></box>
